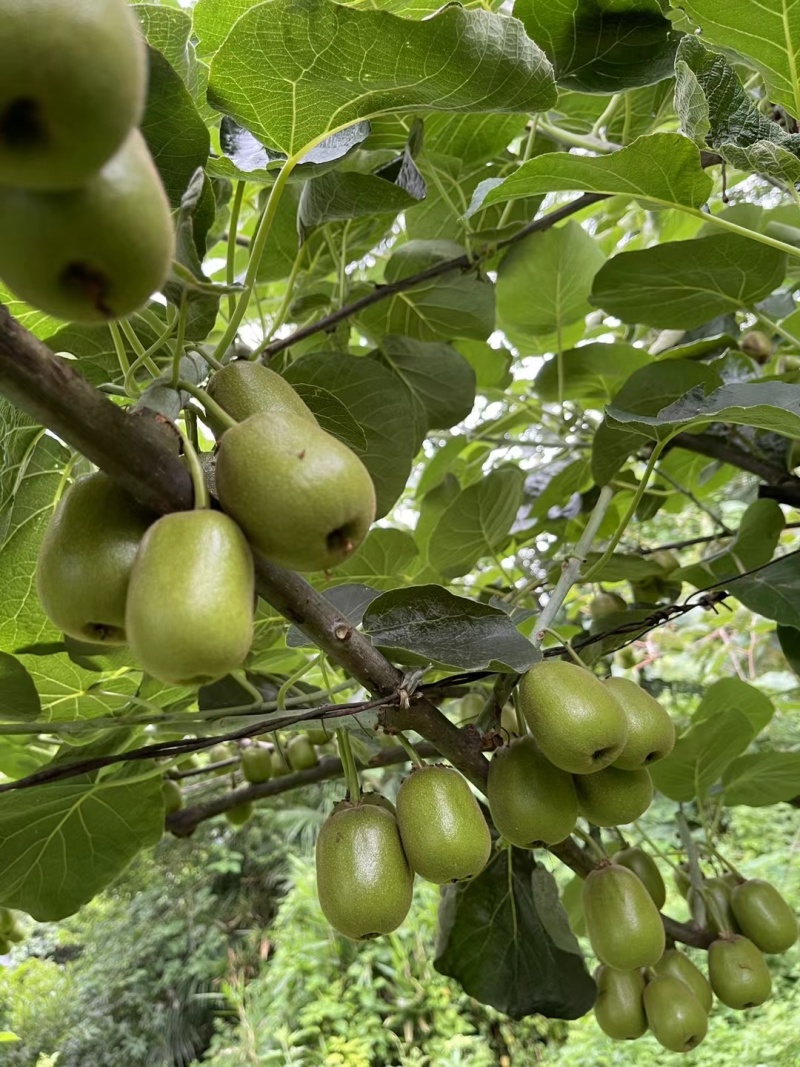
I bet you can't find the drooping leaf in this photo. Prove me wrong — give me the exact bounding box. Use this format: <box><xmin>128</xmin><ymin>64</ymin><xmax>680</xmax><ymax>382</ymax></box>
<box><xmin>361</xmin><ymin>585</ymin><xmax>540</xmax><ymax>672</ymax></box>
<box><xmin>725</xmin><ymin>550</ymin><xmax>800</xmax><ymax>627</ymax></box>
<box><xmin>471</xmin><ymin>133</ymin><xmax>713</xmax><ymax>214</ymax></box>
<box><xmin>535</xmin><ymin>342</ymin><xmax>651</xmax><ymax>404</ymax></box>
<box><xmin>515</xmin><ymin>0</ymin><xmax>681</xmax><ymax>93</ymax></box>
<box><xmin>435</xmin><ymin>849</ymin><xmax>596</xmax><ymax>1020</ymax></box>
<box><xmin>590</xmin><ymin>234</ymin><xmax>787</xmax><ymax>329</ymax></box>
<box><xmin>649</xmin><ymin>708</ymin><xmax>757</xmax><ymax>802</ymax></box>
<box><xmin>0</xmin><ymin>653</ymin><xmax>42</xmax><ymax>724</ymax></box>
<box><xmin>428</xmin><ymin>467</ymin><xmax>526</xmax><ymax>578</ymax></box>
<box><xmin>675</xmin><ymin>36</ymin><xmax>800</xmax><ymax>184</ymax></box>
<box><xmin>496</xmin><ymin>222</ymin><xmax>605</xmax><ymax>342</ymax></box>
<box><xmin>675</xmin><ymin>499</ymin><xmax>785</xmax><ymax>587</ymax></box>
<box><xmin>0</xmin><ymin>764</ymin><xmax>164</xmax><ymax>920</ymax></box>
<box><xmin>207</xmin><ymin>0</ymin><xmax>556</xmax><ymax>158</ymax></box>
<box><xmin>722</xmin><ymin>751</ymin><xmax>800</xmax><ymax>806</ymax></box>
<box><xmin>692</xmin><ymin>677</ymin><xmax>774</xmax><ymax>734</ymax></box>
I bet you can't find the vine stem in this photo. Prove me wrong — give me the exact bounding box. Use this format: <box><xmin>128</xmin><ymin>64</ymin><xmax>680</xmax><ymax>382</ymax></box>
<box><xmin>541</xmin><ymin>627</ymin><xmax>591</xmax><ymax>669</ymax></box>
<box><xmin>176</xmin><ymin>379</ymin><xmax>237</xmax><ymax>433</ymax></box>
<box><xmin>179</xmin><ymin>431</ymin><xmax>209</xmax><ymax>510</ymax></box>
<box><xmin>683</xmin><ymin>206</ymin><xmax>800</xmax><ymax>262</ymax></box>
<box><xmin>170</xmin><ymin>291</ymin><xmax>189</xmax><ymax>389</ymax></box>
<box><xmin>531</xmin><ymin>485</ymin><xmax>615</xmax><ymax>649</ymax></box>
<box><xmin>583</xmin><ymin>442</ymin><xmax>667</xmax><ymax>584</ymax></box>
<box><xmin>395</xmin><ymin>731</ymin><xmax>426</xmax><ymax>767</ymax></box>
<box><xmin>213</xmin><ymin>158</ymin><xmax>299</xmax><ymax>362</ymax></box>
<box><xmin>573</xmin><ymin>825</ymin><xmax>609</xmax><ymax>861</ymax></box>
<box><xmin>226</xmin><ymin>181</ymin><xmax>246</xmax><ymax>321</ymax></box>
<box><xmin>337</xmin><ymin>727</ymin><xmax>361</xmax><ymax>802</ymax></box>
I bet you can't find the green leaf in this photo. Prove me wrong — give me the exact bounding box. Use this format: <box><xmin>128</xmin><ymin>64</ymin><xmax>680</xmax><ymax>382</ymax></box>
<box><xmin>535</xmin><ymin>342</ymin><xmax>651</xmax><ymax>404</ymax></box>
<box><xmin>692</xmin><ymin>677</ymin><xmax>774</xmax><ymax>734</ymax></box>
<box><xmin>193</xmin><ymin>0</ymin><xmax>258</xmax><ymax>57</ymax></box>
<box><xmin>675</xmin><ymin>500</ymin><xmax>785</xmax><ymax>588</ymax></box>
<box><xmin>375</xmin><ymin>336</ymin><xmax>476</xmax><ymax>440</ymax></box>
<box><xmin>356</xmin><ymin>240</ymin><xmax>495</xmax><ymax>344</ymax></box>
<box><xmin>590</xmin><ymin>234</ymin><xmax>787</xmax><ymax>329</ymax></box>
<box><xmin>496</xmin><ymin>222</ymin><xmax>605</xmax><ymax>342</ymax></box>
<box><xmin>591</xmin><ymin>359</ymin><xmax>720</xmax><ymax>483</ymax></box>
<box><xmin>528</xmin><ymin>458</ymin><xmax>593</xmax><ymax>522</ymax></box>
<box><xmin>208</xmin><ymin>0</ymin><xmax>556</xmax><ymax>158</ymax></box>
<box><xmin>362</xmin><ymin>585</ymin><xmax>539</xmax><ymax>672</ymax></box>
<box><xmin>649</xmin><ymin>709</ymin><xmax>757</xmax><ymax>802</ymax></box>
<box><xmin>722</xmin><ymin>751</ymin><xmax>800</xmax><ymax>806</ymax></box>
<box><xmin>675</xmin><ymin>0</ymin><xmax>800</xmax><ymax>116</ymax></box>
<box><xmin>286</xmin><ymin>584</ymin><xmax>382</xmax><ymax>647</ymax></box>
<box><xmin>434</xmin><ymin>849</ymin><xmax>596</xmax><ymax>1020</ymax></box>
<box><xmin>0</xmin><ymin>653</ymin><xmax>42</xmax><ymax>723</ymax></box>
<box><xmin>163</xmin><ymin>170</ymin><xmax>222</xmax><ymax>340</ymax></box>
<box><xmin>726</xmin><ymin>550</ymin><xmax>800</xmax><ymax>627</ymax></box>
<box><xmin>472</xmin><ymin>133</ymin><xmax>713</xmax><ymax>213</ymax></box>
<box><xmin>428</xmin><ymin>467</ymin><xmax>526</xmax><ymax>578</ymax></box>
<box><xmin>298</xmin><ymin>154</ymin><xmax>425</xmax><ymax>235</ymax></box>
<box><xmin>777</xmin><ymin>624</ymin><xmax>800</xmax><ymax>676</ymax></box>
<box><xmin>515</xmin><ymin>0</ymin><xmax>681</xmax><ymax>93</ymax></box>
<box><xmin>141</xmin><ymin>46</ymin><xmax>210</xmax><ymax>207</ymax></box>
<box><xmin>0</xmin><ymin>764</ymin><xmax>164</xmax><ymax>920</ymax></box>
<box><xmin>675</xmin><ymin>36</ymin><xmax>800</xmax><ymax>184</ymax></box>
<box><xmin>607</xmin><ymin>382</ymin><xmax>800</xmax><ymax>441</ymax></box>
<box><xmin>291</xmin><ymin>384</ymin><xmax>368</xmax><ymax>453</ymax></box>
<box><xmin>0</xmin><ymin>1033</ymin><xmax>19</xmax><ymax>1043</ymax></box>
<box><xmin>285</xmin><ymin>352</ymin><xmax>418</xmax><ymax>517</ymax></box>
<box><xmin>134</xmin><ymin>3</ymin><xmax>207</xmax><ymax>106</ymax></box>
<box><xmin>324</xmin><ymin>528</ymin><xmax>420</xmax><ymax>590</ymax></box>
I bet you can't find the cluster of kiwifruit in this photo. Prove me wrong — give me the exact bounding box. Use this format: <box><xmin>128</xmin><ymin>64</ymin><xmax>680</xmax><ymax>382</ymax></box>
<box><xmin>487</xmin><ymin>661</ymin><xmax>675</xmax><ymax>844</ymax></box>
<box><xmin>587</xmin><ymin>849</ymin><xmax>798</xmax><ymax>1052</ymax></box>
<box><xmin>0</xmin><ymin>0</ymin><xmax>174</xmax><ymax>321</ymax></box>
<box><xmin>35</xmin><ymin>365</ymin><xmax>376</xmax><ymax>685</ymax></box>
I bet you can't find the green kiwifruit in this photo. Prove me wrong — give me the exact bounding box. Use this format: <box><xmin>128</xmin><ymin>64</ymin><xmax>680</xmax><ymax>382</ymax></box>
<box><xmin>161</xmin><ymin>779</ymin><xmax>183</xmax><ymax>816</ymax></box>
<box><xmin>653</xmin><ymin>947</ymin><xmax>713</xmax><ymax>1013</ymax></box>
<box><xmin>583</xmin><ymin>862</ymin><xmax>665</xmax><ymax>970</ymax></box>
<box><xmin>487</xmin><ymin>736</ymin><xmax>578</xmax><ymax>846</ymax></box>
<box><xmin>589</xmin><ymin>591</ymin><xmax>626</xmax><ymax>620</ymax></box>
<box><xmin>612</xmin><ymin>847</ymin><xmax>666</xmax><ymax>909</ymax></box>
<box><xmin>603</xmin><ymin>677</ymin><xmax>675</xmax><ymax>769</ymax></box>
<box><xmin>643</xmin><ymin>975</ymin><xmax>708</xmax><ymax>1052</ymax></box>
<box><xmin>241</xmin><ymin>746</ymin><xmax>273</xmax><ymax>784</ymax></box>
<box><xmin>225</xmin><ymin>800</ymin><xmax>254</xmax><ymax>827</ymax></box>
<box><xmin>593</xmin><ymin>965</ymin><xmax>647</xmax><ymax>1040</ymax></box>
<box><xmin>286</xmin><ymin>733</ymin><xmax>319</xmax><ymax>771</ymax></box>
<box><xmin>708</xmin><ymin>935</ymin><xmax>772</xmax><ymax>1009</ymax></box>
<box><xmin>206</xmin><ymin>362</ymin><xmax>317</xmax><ymax>437</ymax></box>
<box><xmin>731</xmin><ymin>879</ymin><xmax>798</xmax><ymax>954</ymax></box>
<box><xmin>575</xmin><ymin>765</ymin><xmax>653</xmax><ymax>827</ymax></box>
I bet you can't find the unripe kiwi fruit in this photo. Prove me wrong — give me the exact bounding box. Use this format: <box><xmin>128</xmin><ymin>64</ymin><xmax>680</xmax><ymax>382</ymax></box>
<box><xmin>612</xmin><ymin>847</ymin><xmax>666</xmax><ymax>909</ymax></box>
<box><xmin>241</xmin><ymin>746</ymin><xmax>273</xmax><ymax>784</ymax></box>
<box><xmin>708</xmin><ymin>935</ymin><xmax>772</xmax><ymax>1009</ymax></box>
<box><xmin>654</xmin><ymin>948</ymin><xmax>713</xmax><ymax>1013</ymax></box>
<box><xmin>583</xmin><ymin>862</ymin><xmax>665</xmax><ymax>970</ymax></box>
<box><xmin>593</xmin><ymin>965</ymin><xmax>647</xmax><ymax>1040</ymax></box>
<box><xmin>161</xmin><ymin>778</ymin><xmax>183</xmax><ymax>815</ymax></box>
<box><xmin>644</xmin><ymin>974</ymin><xmax>708</xmax><ymax>1052</ymax></box>
<box><xmin>225</xmin><ymin>800</ymin><xmax>254</xmax><ymax>827</ymax></box>
<box><xmin>574</xmin><ymin>765</ymin><xmax>653</xmax><ymax>827</ymax></box>
<box><xmin>731</xmin><ymin>879</ymin><xmax>798</xmax><ymax>954</ymax></box>
<box><xmin>286</xmin><ymin>734</ymin><xmax>319</xmax><ymax>771</ymax></box>
<box><xmin>487</xmin><ymin>736</ymin><xmax>577</xmax><ymax>846</ymax></box>
<box><xmin>603</xmin><ymin>677</ymin><xmax>675</xmax><ymax>769</ymax></box>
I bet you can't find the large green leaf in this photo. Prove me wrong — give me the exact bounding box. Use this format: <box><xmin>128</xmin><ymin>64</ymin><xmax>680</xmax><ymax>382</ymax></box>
<box><xmin>723</xmin><ymin>751</ymin><xmax>800</xmax><ymax>806</ymax></box>
<box><xmin>535</xmin><ymin>342</ymin><xmax>651</xmax><ymax>404</ymax></box>
<box><xmin>356</xmin><ymin>240</ymin><xmax>496</xmax><ymax>344</ymax></box>
<box><xmin>675</xmin><ymin>500</ymin><xmax>785</xmax><ymax>588</ymax></box>
<box><xmin>496</xmin><ymin>222</ymin><xmax>605</xmax><ymax>342</ymax></box>
<box><xmin>362</xmin><ymin>585</ymin><xmax>539</xmax><ymax>672</ymax></box>
<box><xmin>207</xmin><ymin>0</ymin><xmax>556</xmax><ymax>158</ymax></box>
<box><xmin>297</xmin><ymin>161</ymin><xmax>425</xmax><ymax>234</ymax></box>
<box><xmin>0</xmin><ymin>764</ymin><xmax>164</xmax><ymax>920</ymax></box>
<box><xmin>515</xmin><ymin>0</ymin><xmax>681</xmax><ymax>93</ymax></box>
<box><xmin>726</xmin><ymin>551</ymin><xmax>800</xmax><ymax>628</ymax></box>
<box><xmin>285</xmin><ymin>352</ymin><xmax>418</xmax><ymax>517</ymax></box>
<box><xmin>675</xmin><ymin>36</ymin><xmax>800</xmax><ymax>184</ymax></box>
<box><xmin>428</xmin><ymin>467</ymin><xmax>526</xmax><ymax>578</ymax></box>
<box><xmin>591</xmin><ymin>359</ymin><xmax>720</xmax><ymax>484</ymax></box>
<box><xmin>692</xmin><ymin>677</ymin><xmax>774</xmax><ymax>734</ymax></box>
<box><xmin>607</xmin><ymin>382</ymin><xmax>800</xmax><ymax>442</ymax></box>
<box><xmin>674</xmin><ymin>0</ymin><xmax>800</xmax><ymax>116</ymax></box>
<box><xmin>472</xmin><ymin>133</ymin><xmax>713</xmax><ymax>213</ymax></box>
<box><xmin>0</xmin><ymin>654</ymin><xmax>41</xmax><ymax>724</ymax></box>
<box><xmin>650</xmin><ymin>708</ymin><xmax>757</xmax><ymax>802</ymax></box>
<box><xmin>590</xmin><ymin>234</ymin><xmax>787</xmax><ymax>329</ymax></box>
<box><xmin>435</xmin><ymin>850</ymin><xmax>596</xmax><ymax>1020</ymax></box>
<box><xmin>323</xmin><ymin>528</ymin><xmax>420</xmax><ymax>590</ymax></box>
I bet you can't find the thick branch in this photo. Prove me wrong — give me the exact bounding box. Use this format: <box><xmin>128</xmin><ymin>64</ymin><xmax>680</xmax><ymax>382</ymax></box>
<box><xmin>259</xmin><ymin>194</ymin><xmax>606</xmax><ymax>359</ymax></box>
<box><xmin>671</xmin><ymin>431</ymin><xmax>800</xmax><ymax>487</ymax></box>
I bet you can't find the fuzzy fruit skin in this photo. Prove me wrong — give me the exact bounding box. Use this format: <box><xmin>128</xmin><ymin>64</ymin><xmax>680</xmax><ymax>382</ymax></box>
<box><xmin>583</xmin><ymin>863</ymin><xmax>665</xmax><ymax>970</ymax></box>
<box><xmin>644</xmin><ymin>975</ymin><xmax>708</xmax><ymax>1053</ymax></box>
<box><xmin>241</xmin><ymin>747</ymin><xmax>273</xmax><ymax>784</ymax></box>
<box><xmin>654</xmin><ymin>948</ymin><xmax>713</xmax><ymax>1013</ymax></box>
<box><xmin>161</xmin><ymin>779</ymin><xmax>183</xmax><ymax>815</ymax></box>
<box><xmin>125</xmin><ymin>511</ymin><xmax>254</xmax><ymax>686</ymax></box>
<box><xmin>216</xmin><ymin>411</ymin><xmax>376</xmax><ymax>572</ymax></box>
<box><xmin>603</xmin><ymin>677</ymin><xmax>675</xmax><ymax>769</ymax></box>
<box><xmin>315</xmin><ymin>804</ymin><xmax>413</xmax><ymax>940</ymax></box>
<box><xmin>688</xmin><ymin>877</ymin><xmax>738</xmax><ymax>936</ymax></box>
<box><xmin>612</xmin><ymin>847</ymin><xmax>666</xmax><ymax>909</ymax></box>
<box><xmin>487</xmin><ymin>736</ymin><xmax>577</xmax><ymax>846</ymax></box>
<box><xmin>518</xmin><ymin>661</ymin><xmax>628</xmax><ymax>775</ymax></box>
<box><xmin>360</xmin><ymin>793</ymin><xmax>397</xmax><ymax>817</ymax></box>
<box><xmin>731</xmin><ymin>879</ymin><xmax>798</xmax><ymax>954</ymax></box>
<box><xmin>396</xmin><ymin>766</ymin><xmax>490</xmax><ymax>884</ymax></box>
<box><xmin>206</xmin><ymin>362</ymin><xmax>317</xmax><ymax>437</ymax></box>
<box><xmin>708</xmin><ymin>935</ymin><xmax>772</xmax><ymax>1009</ymax></box>
<box><xmin>593</xmin><ymin>965</ymin><xmax>647</xmax><ymax>1040</ymax></box>
<box><xmin>225</xmin><ymin>801</ymin><xmax>254</xmax><ymax>827</ymax></box>
<box><xmin>0</xmin><ymin>0</ymin><xmax>146</xmax><ymax>190</ymax></box>
<box><xmin>36</xmin><ymin>472</ymin><xmax>154</xmax><ymax>644</ymax></box>
<box><xmin>575</xmin><ymin>766</ymin><xmax>653</xmax><ymax>827</ymax></box>
<box><xmin>305</xmin><ymin>727</ymin><xmax>330</xmax><ymax>746</ymax></box>
<box><xmin>0</xmin><ymin>129</ymin><xmax>173</xmax><ymax>322</ymax></box>
<box><xmin>271</xmin><ymin>750</ymin><xmax>290</xmax><ymax>777</ymax></box>
<box><xmin>286</xmin><ymin>734</ymin><xmax>319</xmax><ymax>772</ymax></box>
<box><xmin>589</xmin><ymin>592</ymin><xmax>626</xmax><ymax>620</ymax></box>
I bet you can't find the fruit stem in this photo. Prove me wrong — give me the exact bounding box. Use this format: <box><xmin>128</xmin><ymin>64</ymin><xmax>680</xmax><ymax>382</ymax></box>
<box><xmin>177</xmin><ymin>379</ymin><xmax>238</xmax><ymax>433</ymax></box>
<box><xmin>119</xmin><ymin>317</ymin><xmax>168</xmax><ymax>382</ymax></box>
<box><xmin>705</xmin><ymin>841</ymin><xmax>746</xmax><ymax>883</ymax></box>
<box><xmin>541</xmin><ymin>628</ymin><xmax>592</xmax><ymax>670</ymax></box>
<box><xmin>395</xmin><ymin>731</ymin><xmax>426</xmax><ymax>767</ymax></box>
<box><xmin>277</xmin><ymin>655</ymin><xmax>321</xmax><ymax>712</ymax></box>
<box><xmin>179</xmin><ymin>430</ymin><xmax>210</xmax><ymax>510</ymax></box>
<box><xmin>573</xmin><ymin>824</ymin><xmax>609</xmax><ymax>862</ymax></box>
<box><xmin>530</xmin><ymin>485</ymin><xmax>615</xmax><ymax>649</ymax></box>
<box><xmin>108</xmin><ymin>322</ymin><xmax>140</xmax><ymax>398</ymax></box>
<box><xmin>633</xmin><ymin>820</ymin><xmax>682</xmax><ymax>874</ymax></box>
<box><xmin>227</xmin><ymin>181</ymin><xmax>246</xmax><ymax>321</ymax></box>
<box><xmin>676</xmin><ymin>808</ymin><xmax>705</xmax><ymax>896</ymax></box>
<box><xmin>170</xmin><ymin>291</ymin><xmax>190</xmax><ymax>389</ymax></box>
<box><xmin>513</xmin><ymin>695</ymin><xmax>527</xmax><ymax>738</ymax></box>
<box><xmin>336</xmin><ymin>727</ymin><xmax>361</xmax><ymax>803</ymax></box>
